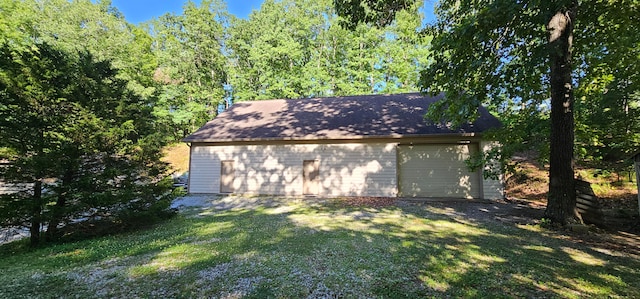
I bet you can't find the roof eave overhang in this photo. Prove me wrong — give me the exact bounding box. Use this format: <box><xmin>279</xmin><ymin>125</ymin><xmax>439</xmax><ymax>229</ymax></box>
<box><xmin>182</xmin><ymin>132</ymin><xmax>482</xmax><ymax>145</ymax></box>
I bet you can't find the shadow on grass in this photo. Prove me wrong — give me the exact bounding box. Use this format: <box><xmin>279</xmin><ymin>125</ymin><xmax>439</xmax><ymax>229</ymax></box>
<box><xmin>1</xmin><ymin>199</ymin><xmax>639</xmax><ymax>298</ymax></box>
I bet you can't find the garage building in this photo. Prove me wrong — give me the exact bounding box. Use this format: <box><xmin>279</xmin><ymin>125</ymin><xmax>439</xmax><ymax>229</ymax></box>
<box><xmin>183</xmin><ymin>93</ymin><xmax>503</xmax><ymax>199</ymax></box>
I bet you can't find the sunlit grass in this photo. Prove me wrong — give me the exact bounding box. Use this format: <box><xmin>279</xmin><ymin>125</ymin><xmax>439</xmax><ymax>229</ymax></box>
<box><xmin>1</xmin><ymin>198</ymin><xmax>639</xmax><ymax>298</ymax></box>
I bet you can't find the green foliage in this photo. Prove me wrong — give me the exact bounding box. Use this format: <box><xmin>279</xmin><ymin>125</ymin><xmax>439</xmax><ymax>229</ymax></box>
<box><xmin>147</xmin><ymin>0</ymin><xmax>229</xmax><ymax>139</ymax></box>
<box><xmin>228</xmin><ymin>0</ymin><xmax>327</xmax><ymax>100</ymax></box>
<box><xmin>575</xmin><ymin>66</ymin><xmax>640</xmax><ymax>171</ymax></box>
<box><xmin>227</xmin><ymin>0</ymin><xmax>429</xmax><ymax>101</ymax></box>
<box><xmin>0</xmin><ymin>0</ymin><xmax>166</xmax><ymax>131</ymax></box>
<box><xmin>333</xmin><ymin>0</ymin><xmax>413</xmax><ymax>29</ymax></box>
<box><xmin>1</xmin><ymin>0</ymin><xmax>158</xmax><ymax>98</ymax></box>
<box><xmin>572</xmin><ymin>1</ymin><xmax>640</xmax><ymax>173</ymax></box>
<box><xmin>0</xmin><ymin>42</ymin><xmax>176</xmax><ymax>246</ymax></box>
<box><xmin>420</xmin><ymin>1</ymin><xmax>553</xmax><ymax>125</ymax></box>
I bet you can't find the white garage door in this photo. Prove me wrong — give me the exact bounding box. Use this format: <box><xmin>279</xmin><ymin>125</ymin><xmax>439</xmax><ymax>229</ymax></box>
<box><xmin>398</xmin><ymin>144</ymin><xmax>481</xmax><ymax>198</ymax></box>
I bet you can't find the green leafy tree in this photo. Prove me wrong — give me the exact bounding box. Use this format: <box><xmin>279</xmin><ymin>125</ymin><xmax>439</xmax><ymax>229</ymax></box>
<box><xmin>3</xmin><ymin>0</ymin><xmax>159</xmax><ymax>98</ymax></box>
<box><xmin>0</xmin><ymin>0</ymin><xmax>37</xmax><ymax>45</ymax></box>
<box><xmin>576</xmin><ymin>77</ymin><xmax>640</xmax><ymax>176</ymax></box>
<box><xmin>334</xmin><ymin>0</ymin><xmax>413</xmax><ymax>29</ymax></box>
<box><xmin>227</xmin><ymin>0</ymin><xmax>428</xmax><ymax>101</ymax></box>
<box><xmin>227</xmin><ymin>0</ymin><xmax>324</xmax><ymax>100</ymax></box>
<box><xmin>335</xmin><ymin>0</ymin><xmax>639</xmax><ymax>225</ymax></box>
<box><xmin>148</xmin><ymin>0</ymin><xmax>229</xmax><ymax>138</ymax></box>
<box><xmin>377</xmin><ymin>3</ymin><xmax>431</xmax><ymax>93</ymax></box>
<box><xmin>574</xmin><ymin>1</ymin><xmax>640</xmax><ymax>174</ymax></box>
<box><xmin>0</xmin><ymin>42</ymin><xmax>176</xmax><ymax>246</ymax></box>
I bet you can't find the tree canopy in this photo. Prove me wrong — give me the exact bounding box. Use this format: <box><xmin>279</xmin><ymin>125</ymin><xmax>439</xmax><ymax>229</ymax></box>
<box><xmin>145</xmin><ymin>0</ymin><xmax>429</xmax><ymax>138</ymax></box>
<box><xmin>147</xmin><ymin>0</ymin><xmax>229</xmax><ymax>138</ymax></box>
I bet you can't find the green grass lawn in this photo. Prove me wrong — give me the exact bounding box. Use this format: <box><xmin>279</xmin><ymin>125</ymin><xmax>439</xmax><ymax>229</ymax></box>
<box><xmin>1</xmin><ymin>197</ymin><xmax>638</xmax><ymax>298</ymax></box>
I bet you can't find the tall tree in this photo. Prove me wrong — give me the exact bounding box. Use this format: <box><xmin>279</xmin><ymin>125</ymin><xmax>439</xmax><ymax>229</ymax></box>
<box><xmin>377</xmin><ymin>3</ymin><xmax>431</xmax><ymax>93</ymax></box>
<box><xmin>335</xmin><ymin>0</ymin><xmax>639</xmax><ymax>225</ymax></box>
<box><xmin>227</xmin><ymin>0</ymin><xmax>428</xmax><ymax>101</ymax></box>
<box><xmin>574</xmin><ymin>1</ymin><xmax>640</xmax><ymax>172</ymax></box>
<box><xmin>148</xmin><ymin>0</ymin><xmax>229</xmax><ymax>138</ymax></box>
<box><xmin>544</xmin><ymin>2</ymin><xmax>578</xmax><ymax>224</ymax></box>
<box><xmin>227</xmin><ymin>0</ymin><xmax>327</xmax><ymax>100</ymax></box>
<box><xmin>0</xmin><ymin>42</ymin><xmax>175</xmax><ymax>246</ymax></box>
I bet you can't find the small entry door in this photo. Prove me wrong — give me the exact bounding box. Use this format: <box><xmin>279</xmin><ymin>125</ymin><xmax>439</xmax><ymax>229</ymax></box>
<box><xmin>220</xmin><ymin>160</ymin><xmax>234</xmax><ymax>193</ymax></box>
<box><xmin>303</xmin><ymin>160</ymin><xmax>319</xmax><ymax>195</ymax></box>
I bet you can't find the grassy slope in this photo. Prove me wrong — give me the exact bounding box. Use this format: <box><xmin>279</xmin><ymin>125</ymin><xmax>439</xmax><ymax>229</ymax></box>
<box><xmin>1</xmin><ymin>199</ymin><xmax>638</xmax><ymax>298</ymax></box>
<box><xmin>162</xmin><ymin>143</ymin><xmax>190</xmax><ymax>174</ymax></box>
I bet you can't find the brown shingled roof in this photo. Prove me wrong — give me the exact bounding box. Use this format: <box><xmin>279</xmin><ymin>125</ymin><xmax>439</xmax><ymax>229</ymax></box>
<box><xmin>183</xmin><ymin>93</ymin><xmax>502</xmax><ymax>143</ymax></box>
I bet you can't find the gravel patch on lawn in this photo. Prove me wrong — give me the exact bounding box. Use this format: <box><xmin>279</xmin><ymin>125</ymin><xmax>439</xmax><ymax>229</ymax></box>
<box><xmin>171</xmin><ymin>195</ymin><xmax>329</xmax><ymax>212</ymax></box>
<box><xmin>170</xmin><ymin>194</ymin><xmax>217</xmax><ymax>208</ymax></box>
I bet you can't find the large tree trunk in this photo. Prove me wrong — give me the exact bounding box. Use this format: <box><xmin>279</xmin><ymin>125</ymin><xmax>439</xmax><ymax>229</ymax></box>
<box><xmin>46</xmin><ymin>168</ymin><xmax>73</xmax><ymax>242</ymax></box>
<box><xmin>45</xmin><ymin>195</ymin><xmax>66</xmax><ymax>242</ymax></box>
<box><xmin>635</xmin><ymin>159</ymin><xmax>640</xmax><ymax>217</ymax></box>
<box><xmin>29</xmin><ymin>180</ymin><xmax>43</xmax><ymax>247</ymax></box>
<box><xmin>545</xmin><ymin>4</ymin><xmax>579</xmax><ymax>225</ymax></box>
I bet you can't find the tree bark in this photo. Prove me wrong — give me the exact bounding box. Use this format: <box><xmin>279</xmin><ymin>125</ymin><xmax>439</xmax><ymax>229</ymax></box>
<box><xmin>635</xmin><ymin>160</ymin><xmax>640</xmax><ymax>217</ymax></box>
<box><xmin>46</xmin><ymin>168</ymin><xmax>73</xmax><ymax>242</ymax></box>
<box><xmin>29</xmin><ymin>180</ymin><xmax>43</xmax><ymax>247</ymax></box>
<box><xmin>544</xmin><ymin>3</ymin><xmax>579</xmax><ymax>225</ymax></box>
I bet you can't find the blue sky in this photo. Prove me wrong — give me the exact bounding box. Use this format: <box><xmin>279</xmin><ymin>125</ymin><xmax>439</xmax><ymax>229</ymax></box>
<box><xmin>110</xmin><ymin>0</ymin><xmax>263</xmax><ymax>23</ymax></box>
<box><xmin>110</xmin><ymin>0</ymin><xmax>436</xmax><ymax>24</ymax></box>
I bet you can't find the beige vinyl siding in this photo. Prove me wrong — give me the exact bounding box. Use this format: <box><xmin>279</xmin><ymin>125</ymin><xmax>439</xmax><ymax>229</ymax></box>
<box><xmin>188</xmin><ymin>143</ymin><xmax>397</xmax><ymax>197</ymax></box>
<box><xmin>480</xmin><ymin>141</ymin><xmax>505</xmax><ymax>199</ymax></box>
<box><xmin>398</xmin><ymin>144</ymin><xmax>481</xmax><ymax>198</ymax></box>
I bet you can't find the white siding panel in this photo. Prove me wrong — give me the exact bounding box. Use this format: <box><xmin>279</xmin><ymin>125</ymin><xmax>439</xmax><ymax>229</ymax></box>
<box><xmin>480</xmin><ymin>141</ymin><xmax>505</xmax><ymax>199</ymax></box>
<box><xmin>188</xmin><ymin>143</ymin><xmax>397</xmax><ymax>197</ymax></box>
